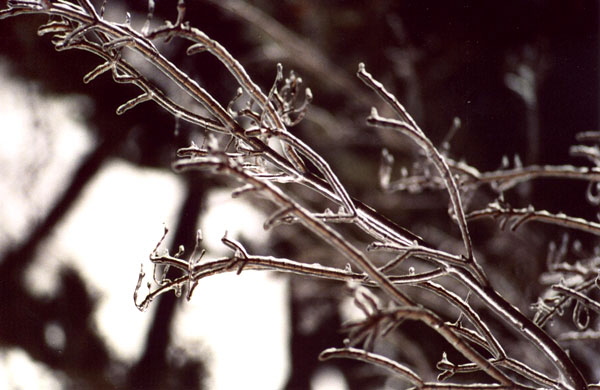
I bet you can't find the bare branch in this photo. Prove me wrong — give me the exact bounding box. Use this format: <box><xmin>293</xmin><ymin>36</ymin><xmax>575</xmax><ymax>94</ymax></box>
<box><xmin>468</xmin><ymin>203</ymin><xmax>600</xmax><ymax>237</ymax></box>
<box><xmin>320</xmin><ymin>347</ymin><xmax>424</xmax><ymax>387</ymax></box>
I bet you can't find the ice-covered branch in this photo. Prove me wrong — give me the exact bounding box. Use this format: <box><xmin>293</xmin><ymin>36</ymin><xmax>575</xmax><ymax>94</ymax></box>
<box><xmin>467</xmin><ymin>202</ymin><xmax>600</xmax><ymax>237</ymax></box>
<box><xmin>357</xmin><ymin>63</ymin><xmax>486</xmax><ymax>285</ymax></box>
<box><xmin>3</xmin><ymin>2</ymin><xmax>594</xmax><ymax>389</ymax></box>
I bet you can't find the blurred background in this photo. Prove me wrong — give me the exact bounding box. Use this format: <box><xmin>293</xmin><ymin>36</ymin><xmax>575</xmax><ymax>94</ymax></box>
<box><xmin>0</xmin><ymin>0</ymin><xmax>598</xmax><ymax>389</ymax></box>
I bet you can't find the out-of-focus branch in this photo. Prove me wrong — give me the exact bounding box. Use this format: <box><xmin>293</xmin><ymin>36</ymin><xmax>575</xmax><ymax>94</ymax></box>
<box><xmin>207</xmin><ymin>0</ymin><xmax>373</xmax><ymax>108</ymax></box>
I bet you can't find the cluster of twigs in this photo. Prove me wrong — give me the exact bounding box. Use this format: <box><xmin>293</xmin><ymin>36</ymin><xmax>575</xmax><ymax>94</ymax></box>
<box><xmin>532</xmin><ymin>234</ymin><xmax>600</xmax><ymax>341</ymax></box>
<box><xmin>3</xmin><ymin>1</ymin><xmax>600</xmax><ymax>389</ymax></box>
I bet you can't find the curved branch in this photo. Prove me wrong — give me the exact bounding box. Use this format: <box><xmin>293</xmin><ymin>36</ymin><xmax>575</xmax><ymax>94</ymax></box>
<box><xmin>467</xmin><ymin>205</ymin><xmax>600</xmax><ymax>237</ymax></box>
<box><xmin>319</xmin><ymin>347</ymin><xmax>424</xmax><ymax>387</ymax></box>
<box><xmin>357</xmin><ymin>64</ymin><xmax>486</xmax><ymax>286</ymax></box>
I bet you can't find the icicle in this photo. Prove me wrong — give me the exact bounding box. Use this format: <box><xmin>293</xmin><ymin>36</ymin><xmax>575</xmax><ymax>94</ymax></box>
<box><xmin>586</xmin><ymin>181</ymin><xmax>600</xmax><ymax>205</ymax></box>
<box><xmin>173</xmin><ymin>284</ymin><xmax>182</xmax><ymax>298</ymax></box>
<box><xmin>231</xmin><ymin>184</ymin><xmax>257</xmax><ymax>198</ymax></box>
<box><xmin>572</xmin><ymin>239</ymin><xmax>582</xmax><ymax>254</ymax></box>
<box><xmin>133</xmin><ymin>264</ymin><xmax>147</xmax><ymax>311</ymax></box>
<box><xmin>116</xmin><ymin>92</ymin><xmax>152</xmax><ymax>115</ymax></box>
<box><xmin>305</xmin><ymin>88</ymin><xmax>313</xmax><ymax>102</ymax></box>
<box><xmin>173</xmin><ymin>114</ymin><xmax>181</xmax><ymax>137</ymax></box>
<box><xmin>83</xmin><ymin>61</ymin><xmax>112</xmax><ymax>84</ymax></box>
<box><xmin>141</xmin><ymin>0</ymin><xmax>155</xmax><ymax>36</ymax></box>
<box><xmin>100</xmin><ymin>0</ymin><xmax>107</xmax><ymax>19</ymax></box>
<box><xmin>263</xmin><ymin>207</ymin><xmax>295</xmax><ymax>230</ymax></box>
<box><xmin>186</xmin><ymin>43</ymin><xmax>207</xmax><ymax>55</ymax></box>
<box><xmin>513</xmin><ymin>154</ymin><xmax>523</xmax><ymax>169</ymax></box>
<box><xmin>148</xmin><ymin>0</ymin><xmax>156</xmax><ymax>15</ymax></box>
<box><xmin>442</xmin><ymin>116</ymin><xmax>461</xmax><ymax>151</ymax></box>
<box><xmin>573</xmin><ymin>301</ymin><xmax>590</xmax><ymax>330</ymax></box>
<box><xmin>379</xmin><ymin>148</ymin><xmax>393</xmax><ymax>190</ymax></box>
<box><xmin>227</xmin><ymin>88</ymin><xmax>244</xmax><ymax>115</ymax></box>
<box><xmin>175</xmin><ymin>0</ymin><xmax>186</xmax><ymax>26</ymax></box>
